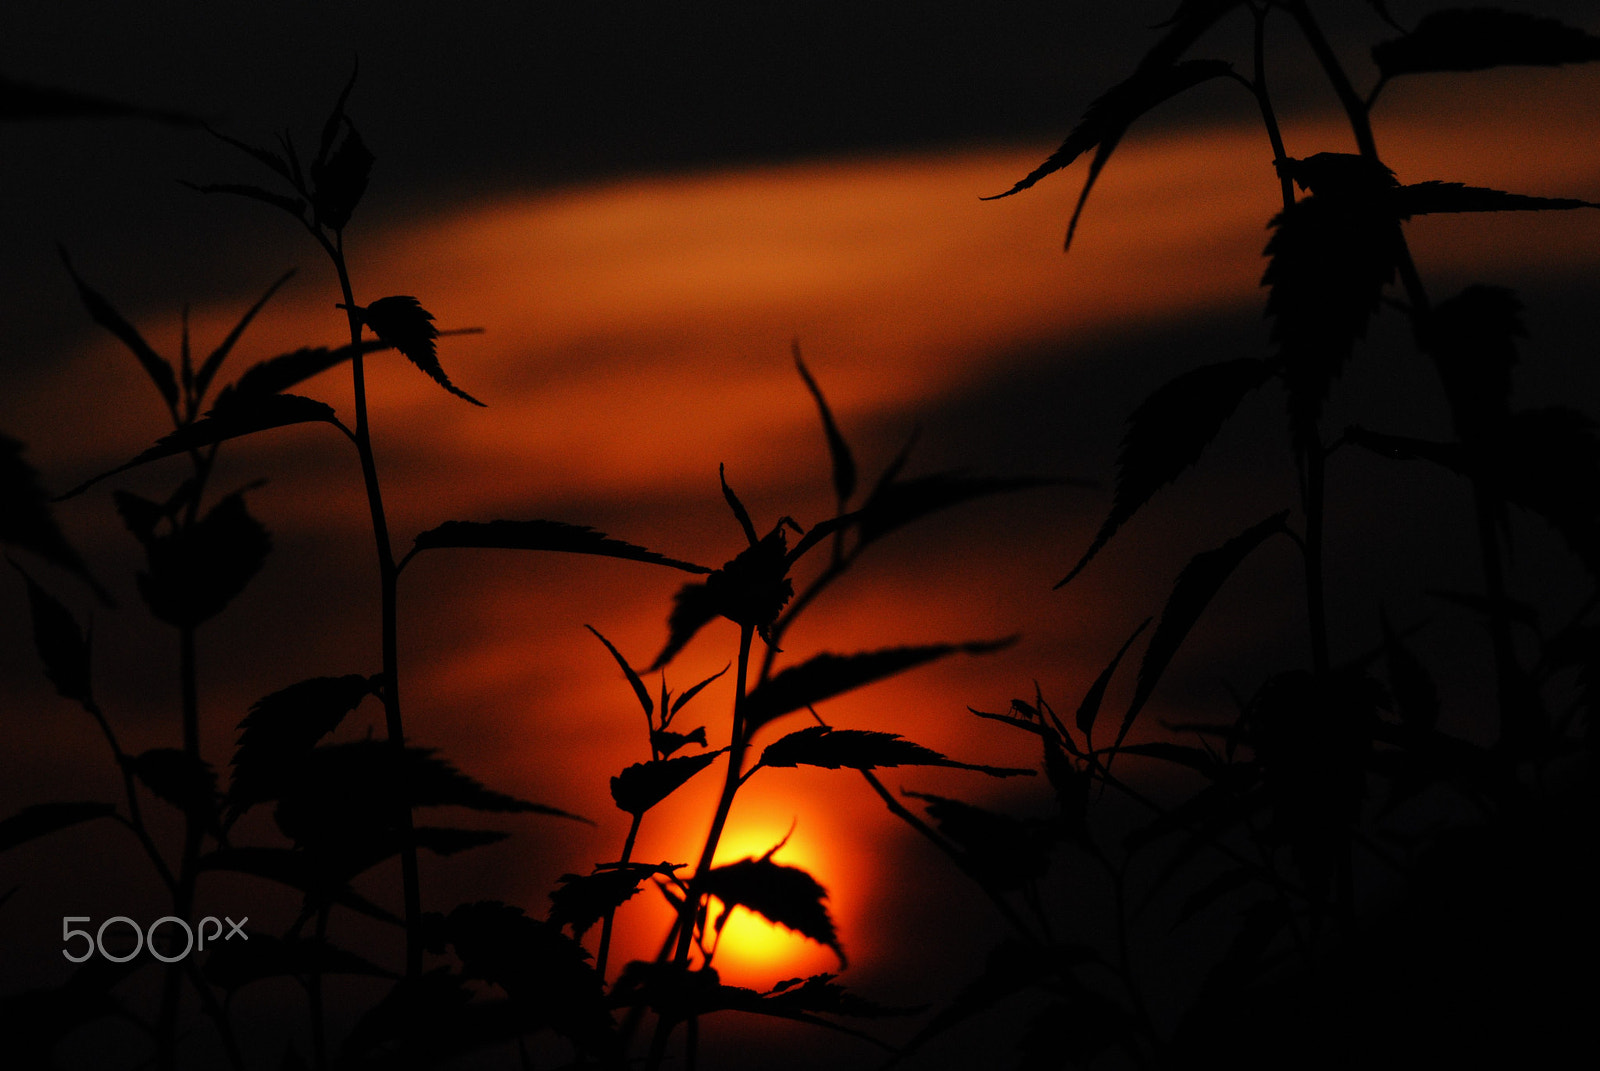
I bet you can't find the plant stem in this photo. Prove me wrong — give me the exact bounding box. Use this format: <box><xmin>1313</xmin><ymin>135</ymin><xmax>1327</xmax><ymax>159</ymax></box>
<box><xmin>157</xmin><ymin>624</ymin><xmax>205</xmax><ymax>1071</ymax></box>
<box><xmin>322</xmin><ymin>232</ymin><xmax>422</xmax><ymax>979</ymax></box>
<box><xmin>595</xmin><ymin>812</ymin><xmax>644</xmax><ymax>982</ymax></box>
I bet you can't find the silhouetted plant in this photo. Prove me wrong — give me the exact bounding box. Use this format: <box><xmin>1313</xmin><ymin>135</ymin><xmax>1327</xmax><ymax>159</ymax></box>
<box><xmin>893</xmin><ymin>3</ymin><xmax>1600</xmax><ymax>1067</ymax></box>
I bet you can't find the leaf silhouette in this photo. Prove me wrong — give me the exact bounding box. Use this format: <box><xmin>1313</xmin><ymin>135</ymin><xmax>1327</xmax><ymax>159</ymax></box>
<box><xmin>431</xmin><ymin>901</ymin><xmax>618</xmax><ymax>1059</ymax></box>
<box><xmin>181</xmin><ymin>181</ymin><xmax>308</xmax><ymax>220</ymax></box>
<box><xmin>1395</xmin><ymin>182</ymin><xmax>1600</xmax><ymax>217</ymax></box>
<box><xmin>1120</xmin><ymin>513</ymin><xmax>1289</xmax><ymax>754</ymax></box>
<box><xmin>354</xmin><ymin>295</ymin><xmax>483</xmax><ymax>406</ymax></box>
<box><xmin>610</xmin><ymin>749</ymin><xmax>727</xmax><ymax>816</ymax></box>
<box><xmin>406</xmin><ymin>518</ymin><xmax>709</xmax><ymax>574</ymax></box>
<box><xmin>128</xmin><ymin>748</ymin><xmax>218</xmax><ymax>823</ymax></box>
<box><xmin>1076</xmin><ymin>618</ymin><xmax>1152</xmax><ymax>741</ymax></box>
<box><xmin>1</xmin><ymin>435</ymin><xmax>99</xmax><ymax>594</ymax></box>
<box><xmin>217</xmin><ymin>340</ymin><xmax>388</xmax><ymax>409</ymax></box>
<box><xmin>1060</xmin><ymin>359</ymin><xmax>1271</xmax><ymax>586</ymax></box>
<box><xmin>136</xmin><ymin>491</ymin><xmax>271</xmax><ymax>628</ymax></box>
<box><xmin>548</xmin><ymin>862</ymin><xmax>680</xmax><ymax>939</ymax></box>
<box><xmin>741</xmin><ymin>639</ymin><xmax>1014</xmax><ymax>736</ymax></box>
<box><xmin>191</xmin><ymin>270</ymin><xmax>297</xmax><ymax>404</ymax></box>
<box><xmin>229</xmin><ymin>674</ymin><xmax>376</xmax><ymax>812</ymax></box>
<box><xmin>0</xmin><ymin>801</ymin><xmax>115</xmax><ymax>854</ymax></box>
<box><xmin>0</xmin><ymin>73</ymin><xmax>199</xmax><ymax>125</ymax></box>
<box><xmin>794</xmin><ymin>344</ymin><xmax>856</xmax><ymax>504</ymax></box>
<box><xmin>670</xmin><ymin>664</ymin><xmax>730</xmax><ymax>717</ymax></box>
<box><xmin>62</xmin><ymin>393</ymin><xmax>340</xmax><ymax>497</ymax></box>
<box><xmin>650</xmin><ymin>580</ymin><xmax>721</xmax><ymax>671</ymax></box>
<box><xmin>653</xmin><ymin>725</ymin><xmax>708</xmax><ymax>758</ymax></box>
<box><xmin>59</xmin><ymin>249</ymin><xmax>178</xmax><ymax>410</ymax></box>
<box><xmin>759</xmin><ymin>726</ymin><xmax>1032</xmax><ymax>777</ymax></box>
<box><xmin>1373</xmin><ymin>9</ymin><xmax>1600</xmax><ymax>80</ymax></box>
<box><xmin>903</xmin><ymin>791</ymin><xmax>1053</xmax><ymax>891</ymax></box>
<box><xmin>703</xmin><ymin>854</ymin><xmax>845</xmax><ymax>966</ymax></box>
<box><xmin>857</xmin><ymin>473</ymin><xmax>1059</xmax><ymax>548</ymax></box>
<box><xmin>310</xmin><ymin>120</ymin><xmax>373</xmax><ymax>230</ymax></box>
<box><xmin>882</xmin><ymin>940</ymin><xmax>1058</xmax><ymax>1069</ymax></box>
<box><xmin>586</xmin><ymin>624</ymin><xmax>652</xmax><ymax>718</ymax></box>
<box><xmin>985</xmin><ymin>60</ymin><xmax>1234</xmax><ymax>250</ymax></box>
<box><xmin>1264</xmin><ymin>163</ymin><xmax>1403</xmax><ymax>448</ymax></box>
<box><xmin>17</xmin><ymin>567</ymin><xmax>93</xmax><ymax>708</ymax></box>
<box><xmin>719</xmin><ymin>463</ymin><xmax>760</xmax><ymax>546</ymax></box>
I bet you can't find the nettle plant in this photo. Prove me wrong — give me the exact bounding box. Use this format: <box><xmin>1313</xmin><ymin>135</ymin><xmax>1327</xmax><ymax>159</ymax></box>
<box><xmin>870</xmin><ymin>4</ymin><xmax>1600</xmax><ymax>1069</ymax></box>
<box><xmin>3</xmin><ymin>72</ymin><xmax>1060</xmax><ymax>1071</ymax></box>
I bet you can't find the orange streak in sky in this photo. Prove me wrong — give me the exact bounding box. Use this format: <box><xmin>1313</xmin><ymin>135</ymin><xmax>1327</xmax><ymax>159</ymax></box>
<box><xmin>14</xmin><ymin>73</ymin><xmax>1600</xmax><ymax>988</ymax></box>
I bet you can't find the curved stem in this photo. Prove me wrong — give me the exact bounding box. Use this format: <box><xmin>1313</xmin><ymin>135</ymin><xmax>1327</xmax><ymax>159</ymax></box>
<box><xmin>595</xmin><ymin>812</ymin><xmax>643</xmax><ymax>983</ymax></box>
<box><xmin>324</xmin><ymin>233</ymin><xmax>422</xmax><ymax>979</ymax></box>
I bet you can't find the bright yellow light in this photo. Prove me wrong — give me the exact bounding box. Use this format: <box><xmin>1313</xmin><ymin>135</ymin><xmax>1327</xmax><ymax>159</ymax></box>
<box><xmin>701</xmin><ymin>820</ymin><xmax>844</xmax><ymax>988</ymax></box>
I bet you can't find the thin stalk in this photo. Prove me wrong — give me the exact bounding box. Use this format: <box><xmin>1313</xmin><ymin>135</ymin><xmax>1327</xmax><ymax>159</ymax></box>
<box><xmin>671</xmin><ymin>624</ymin><xmax>754</xmax><ymax>965</ymax></box>
<box><xmin>648</xmin><ymin>624</ymin><xmax>753</xmax><ymax>1070</ymax></box>
<box><xmin>595</xmin><ymin>812</ymin><xmax>644</xmax><ymax>982</ymax></box>
<box><xmin>320</xmin><ymin>231</ymin><xmax>422</xmax><ymax>979</ymax></box>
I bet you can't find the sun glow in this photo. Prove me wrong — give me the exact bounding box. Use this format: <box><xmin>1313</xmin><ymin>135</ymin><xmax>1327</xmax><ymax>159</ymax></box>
<box><xmin>700</xmin><ymin>818</ymin><xmax>847</xmax><ymax>988</ymax></box>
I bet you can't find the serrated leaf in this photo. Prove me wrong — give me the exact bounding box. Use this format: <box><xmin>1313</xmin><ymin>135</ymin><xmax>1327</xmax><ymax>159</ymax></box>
<box><xmin>192</xmin><ymin>270</ymin><xmax>297</xmax><ymax>403</ymax></box>
<box><xmin>218</xmin><ymin>340</ymin><xmax>388</xmax><ymax>408</ymax></box>
<box><xmin>62</xmin><ymin>393</ymin><xmax>339</xmax><ymax>498</ymax></box>
<box><xmin>1264</xmin><ymin>171</ymin><xmax>1402</xmax><ymax>448</ymax></box>
<box><xmin>741</xmin><ymin>639</ymin><xmax>1013</xmax><ymax>736</ymax></box>
<box><xmin>586</xmin><ymin>624</ymin><xmax>652</xmax><ymax>718</ymax></box>
<box><xmin>610</xmin><ymin>749</ymin><xmax>726</xmax><ymax>816</ymax></box>
<box><xmin>703</xmin><ymin>855</ymin><xmax>845</xmax><ymax>966</ymax></box>
<box><xmin>649</xmin><ymin>580</ymin><xmax>721</xmax><ymax>671</ymax></box>
<box><xmin>310</xmin><ymin>121</ymin><xmax>372</xmax><ymax>230</ymax></box>
<box><xmin>181</xmin><ymin>181</ymin><xmax>308</xmax><ymax>219</ymax></box>
<box><xmin>59</xmin><ymin>249</ymin><xmax>178</xmax><ymax>410</ymax></box>
<box><xmin>652</xmin><ymin>726</ymin><xmax>707</xmax><ymax>758</ymax></box>
<box><xmin>433</xmin><ymin>901</ymin><xmax>618</xmax><ymax>1058</ymax></box>
<box><xmin>985</xmin><ymin>60</ymin><xmax>1234</xmax><ymax>250</ymax></box>
<box><xmin>760</xmin><ymin>972</ymin><xmax>914</xmax><ymax>1019</ymax></box>
<box><xmin>270</xmin><ymin>741</ymin><xmax>585</xmax><ymax>859</ymax></box>
<box><xmin>548</xmin><ymin>863</ymin><xmax>679</xmax><ymax>939</ymax></box>
<box><xmin>229</xmin><ymin>674</ymin><xmax>375</xmax><ymax>812</ymax></box>
<box><xmin>904</xmin><ymin>790</ymin><xmax>1054</xmax><ymax>890</ymax></box>
<box><xmin>1076</xmin><ymin>618</ymin><xmax>1151</xmax><ymax>740</ymax></box>
<box><xmin>719</xmin><ymin>463</ymin><xmax>759</xmax><ymax>546</ymax></box>
<box><xmin>407</xmin><ymin>518</ymin><xmax>709</xmax><ymax>574</ymax></box>
<box><xmin>1061</xmin><ymin>358</ymin><xmax>1270</xmax><ymax>585</ymax></box>
<box><xmin>1</xmin><ymin>434</ymin><xmax>98</xmax><ymax>592</ymax></box>
<box><xmin>17</xmin><ymin>568</ymin><xmax>93</xmax><ymax>708</ymax></box>
<box><xmin>759</xmin><ymin>726</ymin><xmax>1032</xmax><ymax>777</ymax></box>
<box><xmin>1373</xmin><ymin>9</ymin><xmax>1600</xmax><ymax>80</ymax></box>
<box><xmin>1344</xmin><ymin>425</ymin><xmax>1468</xmax><ymax>471</ymax></box>
<box><xmin>670</xmin><ymin>664</ymin><xmax>730</xmax><ymax>718</ymax></box>
<box><xmin>1395</xmin><ymin>181</ymin><xmax>1600</xmax><ymax>217</ymax></box>
<box><xmin>1119</xmin><ymin>513</ymin><xmax>1288</xmax><ymax>757</ymax></box>
<box><xmin>129</xmin><ymin>748</ymin><xmax>218</xmax><ymax>822</ymax></box>
<box><xmin>857</xmin><ymin>472</ymin><xmax>1060</xmax><ymax>547</ymax></box>
<box><xmin>411</xmin><ymin>826</ymin><xmax>509</xmax><ymax>856</ymax></box>
<box><xmin>794</xmin><ymin>345</ymin><xmax>856</xmax><ymax>504</ymax></box>
<box><xmin>356</xmin><ymin>295</ymin><xmax>483</xmax><ymax>406</ymax></box>
<box><xmin>136</xmin><ymin>491</ymin><xmax>270</xmax><ymax>628</ymax></box>
<box><xmin>0</xmin><ymin>801</ymin><xmax>115</xmax><ymax>854</ymax></box>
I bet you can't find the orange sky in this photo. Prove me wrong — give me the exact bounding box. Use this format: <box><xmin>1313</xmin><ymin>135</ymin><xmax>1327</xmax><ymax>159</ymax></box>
<box><xmin>8</xmin><ymin>73</ymin><xmax>1600</xmax><ymax>1027</ymax></box>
